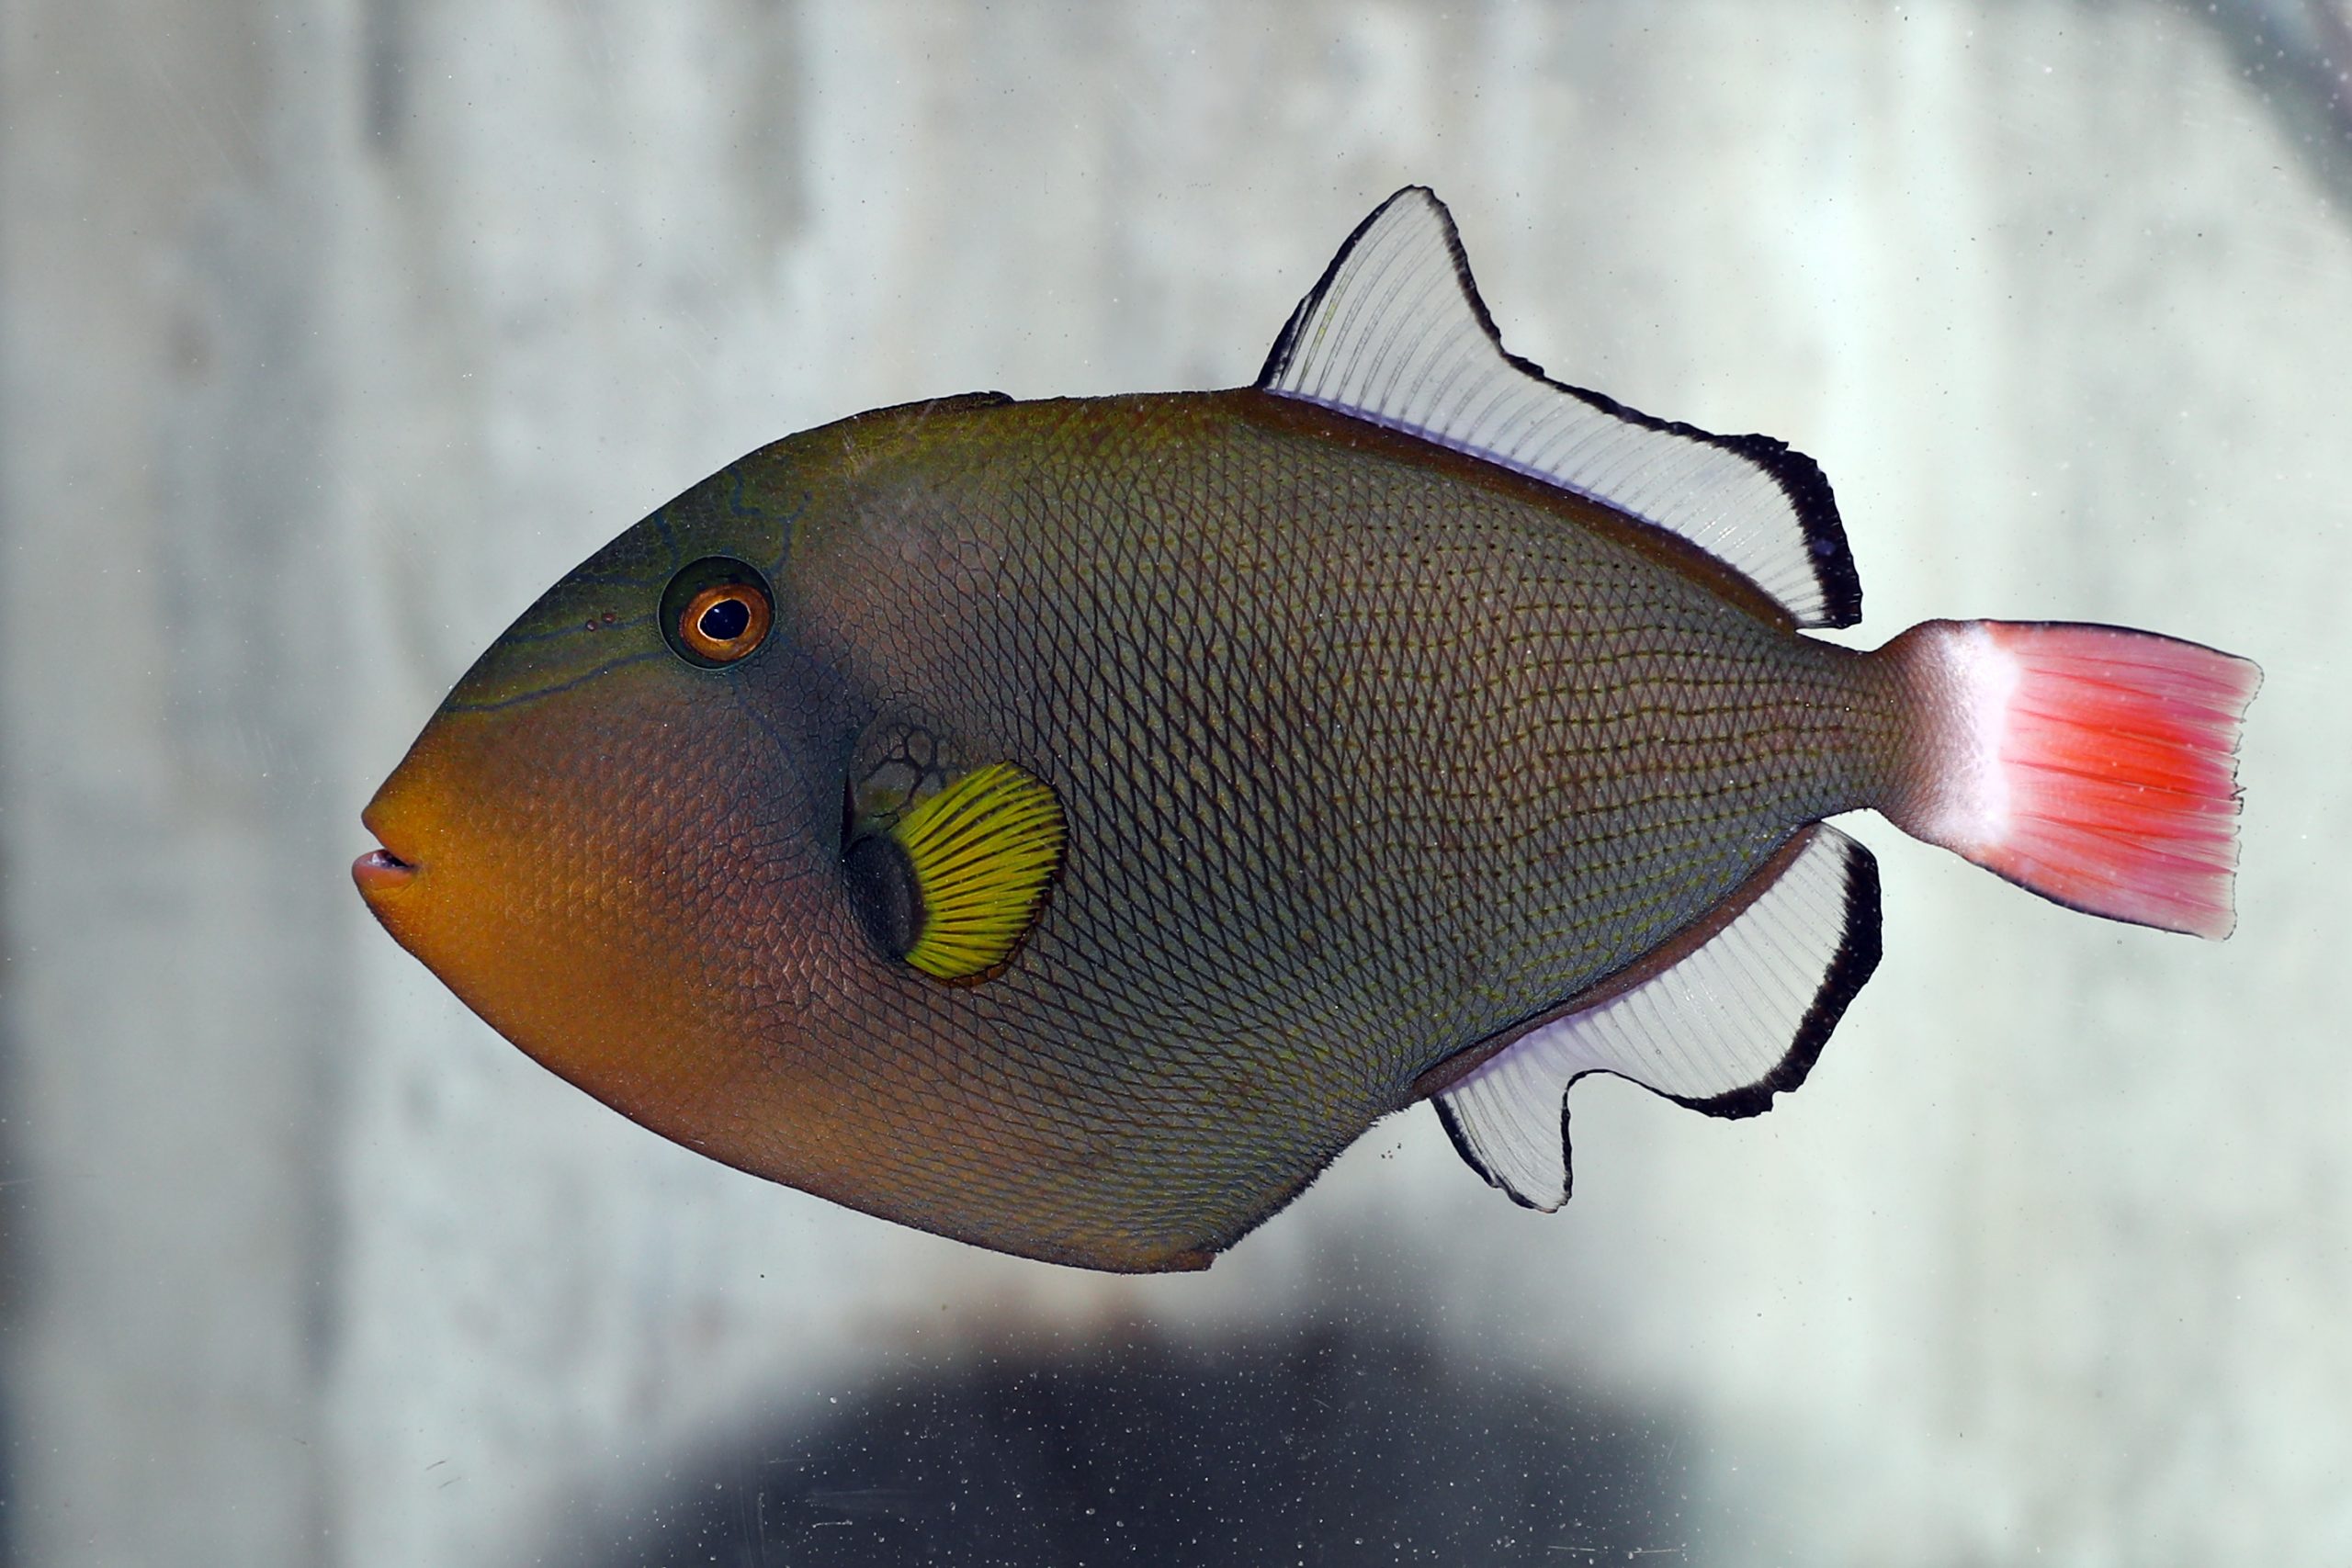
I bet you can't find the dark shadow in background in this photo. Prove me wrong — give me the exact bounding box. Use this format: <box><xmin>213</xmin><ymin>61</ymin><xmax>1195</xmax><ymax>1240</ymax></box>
<box><xmin>565</xmin><ymin>1316</ymin><xmax>1692</xmax><ymax>1567</ymax></box>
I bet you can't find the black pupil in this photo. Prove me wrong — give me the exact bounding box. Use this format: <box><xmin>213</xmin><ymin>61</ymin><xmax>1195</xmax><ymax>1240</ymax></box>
<box><xmin>697</xmin><ymin>594</ymin><xmax>752</xmax><ymax>643</ymax></box>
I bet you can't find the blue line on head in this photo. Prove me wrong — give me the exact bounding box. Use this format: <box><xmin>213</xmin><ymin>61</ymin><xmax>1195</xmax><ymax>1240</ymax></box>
<box><xmin>443</xmin><ymin>649</ymin><xmax>668</xmax><ymax>715</ymax></box>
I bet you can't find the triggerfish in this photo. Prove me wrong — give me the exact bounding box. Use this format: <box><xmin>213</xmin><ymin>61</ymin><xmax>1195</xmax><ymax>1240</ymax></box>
<box><xmin>355</xmin><ymin>189</ymin><xmax>2256</xmax><ymax>1271</ymax></box>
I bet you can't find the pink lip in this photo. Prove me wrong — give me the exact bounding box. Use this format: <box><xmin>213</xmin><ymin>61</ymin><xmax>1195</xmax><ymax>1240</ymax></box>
<box><xmin>352</xmin><ymin>847</ymin><xmax>417</xmax><ymax>897</ymax></box>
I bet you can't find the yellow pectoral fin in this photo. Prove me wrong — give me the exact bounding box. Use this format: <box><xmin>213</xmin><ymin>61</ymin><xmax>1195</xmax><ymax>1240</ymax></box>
<box><xmin>881</xmin><ymin>761</ymin><xmax>1066</xmax><ymax>981</ymax></box>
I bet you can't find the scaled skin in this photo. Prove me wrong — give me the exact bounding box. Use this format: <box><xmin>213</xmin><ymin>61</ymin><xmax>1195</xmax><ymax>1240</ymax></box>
<box><xmin>359</xmin><ymin>389</ymin><xmax>1901</xmax><ymax>1270</ymax></box>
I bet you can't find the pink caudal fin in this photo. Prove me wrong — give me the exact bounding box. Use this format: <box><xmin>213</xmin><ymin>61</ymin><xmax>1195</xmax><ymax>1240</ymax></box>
<box><xmin>1883</xmin><ymin>620</ymin><xmax>2259</xmax><ymax>940</ymax></box>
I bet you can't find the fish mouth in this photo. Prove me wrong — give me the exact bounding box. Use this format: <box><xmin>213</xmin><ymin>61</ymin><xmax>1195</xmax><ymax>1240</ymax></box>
<box><xmin>355</xmin><ymin>786</ymin><xmax>425</xmax><ymax>902</ymax></box>
<box><xmin>352</xmin><ymin>844</ymin><xmax>418</xmax><ymax>897</ymax></box>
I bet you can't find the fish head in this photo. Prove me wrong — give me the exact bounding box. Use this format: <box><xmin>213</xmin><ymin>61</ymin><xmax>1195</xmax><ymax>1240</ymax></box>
<box><xmin>355</xmin><ymin>443</ymin><xmax>870</xmax><ymax>1156</ymax></box>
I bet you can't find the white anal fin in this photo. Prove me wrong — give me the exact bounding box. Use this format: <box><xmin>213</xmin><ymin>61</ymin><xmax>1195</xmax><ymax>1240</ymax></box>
<box><xmin>1430</xmin><ymin>823</ymin><xmax>1882</xmax><ymax>1211</ymax></box>
<box><xmin>1260</xmin><ymin>187</ymin><xmax>1861</xmax><ymax>628</ymax></box>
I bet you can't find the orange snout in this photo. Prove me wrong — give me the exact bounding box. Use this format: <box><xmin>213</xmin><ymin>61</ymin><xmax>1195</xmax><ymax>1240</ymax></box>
<box><xmin>351</xmin><ymin>847</ymin><xmax>415</xmax><ymax>896</ymax></box>
<box><xmin>354</xmin><ymin>682</ymin><xmax>794</xmax><ymax>1150</ymax></box>
<box><xmin>352</xmin><ymin>663</ymin><xmax>978</xmax><ymax>1244</ymax></box>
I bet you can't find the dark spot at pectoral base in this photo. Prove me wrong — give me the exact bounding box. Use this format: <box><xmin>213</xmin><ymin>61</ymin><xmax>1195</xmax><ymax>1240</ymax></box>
<box><xmin>843</xmin><ymin>832</ymin><xmax>922</xmax><ymax>961</ymax></box>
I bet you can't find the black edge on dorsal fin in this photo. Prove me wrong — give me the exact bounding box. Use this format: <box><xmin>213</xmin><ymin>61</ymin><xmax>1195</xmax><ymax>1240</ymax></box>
<box><xmin>1260</xmin><ymin>187</ymin><xmax>1862</xmax><ymax>629</ymax></box>
<box><xmin>1424</xmin><ymin>824</ymin><xmax>1883</xmax><ymax>1211</ymax></box>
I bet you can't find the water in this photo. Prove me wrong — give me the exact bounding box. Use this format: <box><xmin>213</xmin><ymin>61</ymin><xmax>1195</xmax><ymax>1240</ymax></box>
<box><xmin>4</xmin><ymin>3</ymin><xmax>2346</xmax><ymax>1562</ymax></box>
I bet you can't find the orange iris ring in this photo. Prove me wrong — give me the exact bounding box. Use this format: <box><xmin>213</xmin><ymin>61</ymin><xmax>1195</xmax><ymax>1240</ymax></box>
<box><xmin>677</xmin><ymin>580</ymin><xmax>773</xmax><ymax>664</ymax></box>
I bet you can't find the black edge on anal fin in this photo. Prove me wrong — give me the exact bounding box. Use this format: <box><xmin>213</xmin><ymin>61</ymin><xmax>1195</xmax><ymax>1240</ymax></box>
<box><xmin>1430</xmin><ymin>824</ymin><xmax>1883</xmax><ymax>1212</ymax></box>
<box><xmin>1260</xmin><ymin>187</ymin><xmax>1862</xmax><ymax>629</ymax></box>
<box><xmin>1430</xmin><ymin>1094</ymin><xmax>1499</xmax><ymax>1195</ymax></box>
<box><xmin>1668</xmin><ymin>832</ymin><xmax>1882</xmax><ymax>1121</ymax></box>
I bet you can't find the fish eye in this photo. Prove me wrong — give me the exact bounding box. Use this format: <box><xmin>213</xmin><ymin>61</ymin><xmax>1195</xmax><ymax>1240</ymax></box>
<box><xmin>660</xmin><ymin>558</ymin><xmax>775</xmax><ymax>669</ymax></box>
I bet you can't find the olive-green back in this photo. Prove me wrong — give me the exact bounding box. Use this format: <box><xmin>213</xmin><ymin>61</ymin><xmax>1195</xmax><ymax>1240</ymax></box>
<box><xmin>772</xmin><ymin>389</ymin><xmax>1881</xmax><ymax>1265</ymax></box>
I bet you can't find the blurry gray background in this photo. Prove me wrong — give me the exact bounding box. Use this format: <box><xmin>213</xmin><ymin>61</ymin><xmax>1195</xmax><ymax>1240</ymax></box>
<box><xmin>4</xmin><ymin>1</ymin><xmax>2348</xmax><ymax>1563</ymax></box>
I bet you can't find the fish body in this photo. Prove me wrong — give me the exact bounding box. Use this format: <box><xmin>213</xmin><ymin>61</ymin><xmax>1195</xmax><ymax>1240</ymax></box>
<box><xmin>357</xmin><ymin>191</ymin><xmax>2254</xmax><ymax>1271</ymax></box>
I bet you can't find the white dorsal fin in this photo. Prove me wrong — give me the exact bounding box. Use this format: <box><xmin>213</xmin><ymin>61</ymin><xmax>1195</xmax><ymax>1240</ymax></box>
<box><xmin>1431</xmin><ymin>824</ymin><xmax>1882</xmax><ymax>1211</ymax></box>
<box><xmin>1260</xmin><ymin>188</ymin><xmax>1862</xmax><ymax>629</ymax></box>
